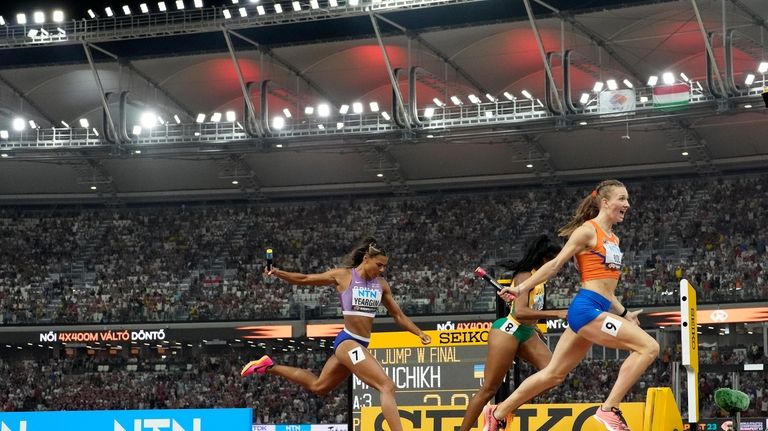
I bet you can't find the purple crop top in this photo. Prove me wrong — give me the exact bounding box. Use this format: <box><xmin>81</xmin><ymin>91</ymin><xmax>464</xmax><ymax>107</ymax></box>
<box><xmin>339</xmin><ymin>268</ymin><xmax>383</xmax><ymax>318</ymax></box>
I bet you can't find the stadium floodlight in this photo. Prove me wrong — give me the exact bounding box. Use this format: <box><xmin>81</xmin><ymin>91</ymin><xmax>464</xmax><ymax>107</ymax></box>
<box><xmin>79</xmin><ymin>118</ymin><xmax>90</xmax><ymax>128</ymax></box>
<box><xmin>132</xmin><ymin>125</ymin><xmax>142</xmax><ymax>135</ymax></box>
<box><xmin>369</xmin><ymin>102</ymin><xmax>379</xmax><ymax>112</ymax></box>
<box><xmin>744</xmin><ymin>74</ymin><xmax>755</xmax><ymax>85</ymax></box>
<box><xmin>623</xmin><ymin>79</ymin><xmax>634</xmax><ymax>89</ymax></box>
<box><xmin>606</xmin><ymin>79</ymin><xmax>618</xmax><ymax>90</ymax></box>
<box><xmin>352</xmin><ymin>102</ymin><xmax>363</xmax><ymax>114</ymax></box>
<box><xmin>274</xmin><ymin>4</ymin><xmax>283</xmax><ymax>13</ymax></box>
<box><xmin>272</xmin><ymin>116</ymin><xmax>285</xmax><ymax>129</ymax></box>
<box><xmin>87</xmin><ymin>9</ymin><xmax>96</xmax><ymax>18</ymax></box>
<box><xmin>140</xmin><ymin>112</ymin><xmax>157</xmax><ymax>128</ymax></box>
<box><xmin>579</xmin><ymin>93</ymin><xmax>590</xmax><ymax>104</ymax></box>
<box><xmin>432</xmin><ymin>98</ymin><xmax>444</xmax><ymax>107</ymax></box>
<box><xmin>503</xmin><ymin>92</ymin><xmax>514</xmax><ymax>101</ymax></box>
<box><xmin>140</xmin><ymin>3</ymin><xmax>149</xmax><ymax>13</ymax></box>
<box><xmin>310</xmin><ymin>0</ymin><xmax>319</xmax><ymax>9</ymax></box>
<box><xmin>105</xmin><ymin>7</ymin><xmax>114</xmax><ymax>17</ymax></box>
<box><xmin>123</xmin><ymin>5</ymin><xmax>132</xmax><ymax>15</ymax></box>
<box><xmin>256</xmin><ymin>5</ymin><xmax>265</xmax><ymax>14</ymax></box>
<box><xmin>336</xmin><ymin>122</ymin><xmax>344</xmax><ymax>129</ymax></box>
<box><xmin>12</xmin><ymin>118</ymin><xmax>25</xmax><ymax>131</ymax></box>
<box><xmin>16</xmin><ymin>13</ymin><xmax>26</xmax><ymax>25</ymax></box>
<box><xmin>33</xmin><ymin>11</ymin><xmax>45</xmax><ymax>24</ymax></box>
<box><xmin>349</xmin><ymin>0</ymin><xmax>359</xmax><ymax>5</ymax></box>
<box><xmin>662</xmin><ymin>72</ymin><xmax>675</xmax><ymax>85</ymax></box>
<box><xmin>210</xmin><ymin>112</ymin><xmax>222</xmax><ymax>122</ymax></box>
<box><xmin>317</xmin><ymin>124</ymin><xmax>325</xmax><ymax>130</ymax></box>
<box><xmin>521</xmin><ymin>90</ymin><xmax>533</xmax><ymax>99</ymax></box>
<box><xmin>450</xmin><ymin>96</ymin><xmax>461</xmax><ymax>105</ymax></box>
<box><xmin>282</xmin><ymin>108</ymin><xmax>292</xmax><ymax>118</ymax></box>
<box><xmin>339</xmin><ymin>104</ymin><xmax>349</xmax><ymax>114</ymax></box>
<box><xmin>225</xmin><ymin>111</ymin><xmax>236</xmax><ymax>122</ymax></box>
<box><xmin>485</xmin><ymin>93</ymin><xmax>495</xmax><ymax>102</ymax></box>
<box><xmin>484</xmin><ymin>111</ymin><xmax>493</xmax><ymax>118</ymax></box>
<box><xmin>292</xmin><ymin>1</ymin><xmax>301</xmax><ymax>11</ymax></box>
<box><xmin>0</xmin><ymin>16</ymin><xmax>6</xmax><ymax>25</ymax></box>
<box><xmin>39</xmin><ymin>28</ymin><xmax>48</xmax><ymax>36</ymax></box>
<box><xmin>194</xmin><ymin>0</ymin><xmax>203</xmax><ymax>7</ymax></box>
<box><xmin>468</xmin><ymin>94</ymin><xmax>481</xmax><ymax>104</ymax></box>
<box><xmin>173</xmin><ymin>115</ymin><xmax>181</xmax><ymax>124</ymax></box>
<box><xmin>231</xmin><ymin>0</ymin><xmax>239</xmax><ymax>3</ymax></box>
<box><xmin>526</xmin><ymin>163</ymin><xmax>533</xmax><ymax>168</ymax></box>
<box><xmin>592</xmin><ymin>82</ymin><xmax>604</xmax><ymax>92</ymax></box>
<box><xmin>381</xmin><ymin>112</ymin><xmax>390</xmax><ymax>121</ymax></box>
<box><xmin>158</xmin><ymin>2</ymin><xmax>167</xmax><ymax>11</ymax></box>
<box><xmin>758</xmin><ymin>62</ymin><xmax>768</xmax><ymax>74</ymax></box>
<box><xmin>0</xmin><ymin>131</ymin><xmax>8</xmax><ymax>139</ymax></box>
<box><xmin>222</xmin><ymin>9</ymin><xmax>232</xmax><ymax>18</ymax></box>
<box><xmin>52</xmin><ymin>10</ymin><xmax>64</xmax><ymax>23</ymax></box>
<box><xmin>28</xmin><ymin>120</ymin><xmax>38</xmax><ymax>129</ymax></box>
<box><xmin>176</xmin><ymin>0</ymin><xmax>185</xmax><ymax>10</ymax></box>
<box><xmin>317</xmin><ymin>104</ymin><xmax>330</xmax><ymax>117</ymax></box>
<box><xmin>329</xmin><ymin>0</ymin><xmax>338</xmax><ymax>6</ymax></box>
<box><xmin>680</xmin><ymin>72</ymin><xmax>689</xmax><ymax>82</ymax></box>
<box><xmin>61</xmin><ymin>121</ymin><xmax>70</xmax><ymax>128</ymax></box>
<box><xmin>304</xmin><ymin>106</ymin><xmax>314</xmax><ymax>115</ymax></box>
<box><xmin>423</xmin><ymin>107</ymin><xmax>435</xmax><ymax>118</ymax></box>
<box><xmin>27</xmin><ymin>29</ymin><xmax>39</xmax><ymax>38</ymax></box>
<box><xmin>195</xmin><ymin>113</ymin><xmax>205</xmax><ymax>123</ymax></box>
<box><xmin>647</xmin><ymin>75</ymin><xmax>658</xmax><ymax>86</ymax></box>
<box><xmin>239</xmin><ymin>7</ymin><xmax>247</xmax><ymax>17</ymax></box>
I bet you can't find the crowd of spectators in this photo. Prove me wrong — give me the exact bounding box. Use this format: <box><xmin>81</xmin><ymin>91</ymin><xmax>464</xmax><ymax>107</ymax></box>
<box><xmin>1</xmin><ymin>173</ymin><xmax>767</xmax><ymax>324</ymax></box>
<box><xmin>0</xmin><ymin>345</ymin><xmax>347</xmax><ymax>424</ymax></box>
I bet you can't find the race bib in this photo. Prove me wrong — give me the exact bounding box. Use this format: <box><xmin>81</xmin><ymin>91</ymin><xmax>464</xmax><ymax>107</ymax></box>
<box><xmin>352</xmin><ymin>287</ymin><xmax>382</xmax><ymax>311</ymax></box>
<box><xmin>603</xmin><ymin>242</ymin><xmax>623</xmax><ymax>269</ymax></box>
<box><xmin>500</xmin><ymin>317</ymin><xmax>520</xmax><ymax>335</ymax></box>
<box><xmin>601</xmin><ymin>316</ymin><xmax>623</xmax><ymax>337</ymax></box>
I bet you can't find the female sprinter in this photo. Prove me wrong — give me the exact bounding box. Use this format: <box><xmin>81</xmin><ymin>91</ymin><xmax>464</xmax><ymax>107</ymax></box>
<box><xmin>483</xmin><ymin>180</ymin><xmax>658</xmax><ymax>431</ymax></box>
<box><xmin>459</xmin><ymin>235</ymin><xmax>567</xmax><ymax>431</ymax></box>
<box><xmin>240</xmin><ymin>237</ymin><xmax>431</xmax><ymax>431</ymax></box>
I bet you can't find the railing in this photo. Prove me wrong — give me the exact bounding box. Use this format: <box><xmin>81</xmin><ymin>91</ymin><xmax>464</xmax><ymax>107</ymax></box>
<box><xmin>0</xmin><ymin>0</ymin><xmax>486</xmax><ymax>48</ymax></box>
<box><xmin>0</xmin><ymin>82</ymin><xmax>764</xmax><ymax>151</ymax></box>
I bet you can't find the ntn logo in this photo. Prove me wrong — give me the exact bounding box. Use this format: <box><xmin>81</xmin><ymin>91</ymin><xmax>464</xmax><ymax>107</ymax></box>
<box><xmin>114</xmin><ymin>418</ymin><xmax>201</xmax><ymax>431</ymax></box>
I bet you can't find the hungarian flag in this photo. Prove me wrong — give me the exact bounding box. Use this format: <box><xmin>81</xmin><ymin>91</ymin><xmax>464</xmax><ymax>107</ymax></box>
<box><xmin>653</xmin><ymin>83</ymin><xmax>689</xmax><ymax>110</ymax></box>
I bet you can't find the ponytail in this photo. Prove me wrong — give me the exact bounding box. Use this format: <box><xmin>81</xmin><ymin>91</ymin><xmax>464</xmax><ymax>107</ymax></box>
<box><xmin>341</xmin><ymin>236</ymin><xmax>387</xmax><ymax>268</ymax></box>
<box><xmin>559</xmin><ymin>179</ymin><xmax>625</xmax><ymax>237</ymax></box>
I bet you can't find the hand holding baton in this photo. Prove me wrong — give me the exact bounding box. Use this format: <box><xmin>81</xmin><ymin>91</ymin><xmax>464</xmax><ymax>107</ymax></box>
<box><xmin>474</xmin><ymin>266</ymin><xmax>517</xmax><ymax>300</ymax></box>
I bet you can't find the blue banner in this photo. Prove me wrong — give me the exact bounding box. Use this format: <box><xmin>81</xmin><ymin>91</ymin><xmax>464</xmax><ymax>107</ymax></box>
<box><xmin>0</xmin><ymin>408</ymin><xmax>252</xmax><ymax>431</ymax></box>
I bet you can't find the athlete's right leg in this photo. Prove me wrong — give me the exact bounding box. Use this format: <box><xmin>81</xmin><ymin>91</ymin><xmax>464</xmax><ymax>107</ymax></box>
<box><xmin>334</xmin><ymin>340</ymin><xmax>404</xmax><ymax>431</ymax></box>
<box><xmin>493</xmin><ymin>328</ymin><xmax>592</xmax><ymax>419</ymax></box>
<box><xmin>459</xmin><ymin>329</ymin><xmax>519</xmax><ymax>431</ymax></box>
<box><xmin>260</xmin><ymin>354</ymin><xmax>351</xmax><ymax>396</ymax></box>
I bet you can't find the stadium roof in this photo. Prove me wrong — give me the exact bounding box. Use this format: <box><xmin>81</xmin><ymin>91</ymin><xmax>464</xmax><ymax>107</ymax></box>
<box><xmin>0</xmin><ymin>0</ymin><xmax>766</xmax><ymax>203</ymax></box>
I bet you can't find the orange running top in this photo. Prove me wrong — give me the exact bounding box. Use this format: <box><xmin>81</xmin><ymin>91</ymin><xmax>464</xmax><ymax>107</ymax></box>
<box><xmin>575</xmin><ymin>219</ymin><xmax>623</xmax><ymax>282</ymax></box>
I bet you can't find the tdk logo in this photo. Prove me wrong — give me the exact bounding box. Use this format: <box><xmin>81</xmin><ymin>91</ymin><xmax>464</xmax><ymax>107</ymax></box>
<box><xmin>114</xmin><ymin>419</ymin><xmax>201</xmax><ymax>431</ymax></box>
<box><xmin>1</xmin><ymin>421</ymin><xmax>27</xmax><ymax>431</ymax></box>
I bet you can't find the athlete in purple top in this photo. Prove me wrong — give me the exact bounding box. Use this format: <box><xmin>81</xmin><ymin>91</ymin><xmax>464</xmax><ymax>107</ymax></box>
<box><xmin>241</xmin><ymin>237</ymin><xmax>431</xmax><ymax>431</ymax></box>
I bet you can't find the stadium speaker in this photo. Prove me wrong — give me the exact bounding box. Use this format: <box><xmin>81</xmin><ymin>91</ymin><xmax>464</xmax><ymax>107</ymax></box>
<box><xmin>763</xmin><ymin>87</ymin><xmax>768</xmax><ymax>108</ymax></box>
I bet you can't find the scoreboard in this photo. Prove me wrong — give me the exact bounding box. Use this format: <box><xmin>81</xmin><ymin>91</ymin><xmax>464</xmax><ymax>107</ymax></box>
<box><xmin>351</xmin><ymin>328</ymin><xmax>489</xmax><ymax>431</ymax></box>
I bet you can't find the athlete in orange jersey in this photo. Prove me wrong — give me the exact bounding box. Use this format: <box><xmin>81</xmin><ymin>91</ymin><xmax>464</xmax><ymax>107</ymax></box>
<box><xmin>482</xmin><ymin>180</ymin><xmax>659</xmax><ymax>431</ymax></box>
